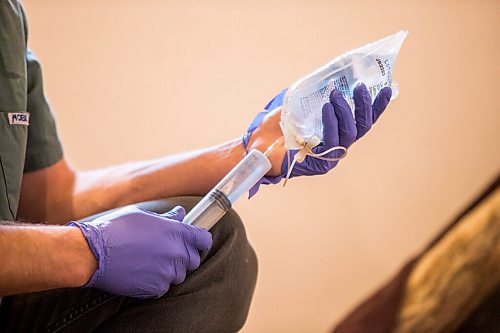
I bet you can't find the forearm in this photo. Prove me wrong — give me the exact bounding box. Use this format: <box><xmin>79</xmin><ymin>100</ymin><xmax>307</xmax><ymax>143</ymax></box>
<box><xmin>71</xmin><ymin>139</ymin><xmax>246</xmax><ymax>222</ymax></box>
<box><xmin>0</xmin><ymin>224</ymin><xmax>97</xmax><ymax>296</ymax></box>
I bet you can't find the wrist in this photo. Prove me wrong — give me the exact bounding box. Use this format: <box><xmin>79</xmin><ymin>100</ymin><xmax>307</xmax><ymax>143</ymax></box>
<box><xmin>65</xmin><ymin>225</ymin><xmax>98</xmax><ymax>287</ymax></box>
<box><xmin>226</xmin><ymin>138</ymin><xmax>246</xmax><ymax>163</ymax></box>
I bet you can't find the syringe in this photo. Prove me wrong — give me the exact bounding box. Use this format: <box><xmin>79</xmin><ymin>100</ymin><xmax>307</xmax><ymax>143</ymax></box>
<box><xmin>182</xmin><ymin>140</ymin><xmax>281</xmax><ymax>230</ymax></box>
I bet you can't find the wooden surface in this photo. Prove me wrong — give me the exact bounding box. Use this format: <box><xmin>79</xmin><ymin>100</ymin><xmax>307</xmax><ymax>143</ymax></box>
<box><xmin>394</xmin><ymin>188</ymin><xmax>500</xmax><ymax>333</ymax></box>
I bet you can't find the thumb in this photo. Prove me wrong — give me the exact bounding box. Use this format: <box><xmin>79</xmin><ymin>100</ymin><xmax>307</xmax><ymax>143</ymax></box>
<box><xmin>162</xmin><ymin>206</ymin><xmax>186</xmax><ymax>222</ymax></box>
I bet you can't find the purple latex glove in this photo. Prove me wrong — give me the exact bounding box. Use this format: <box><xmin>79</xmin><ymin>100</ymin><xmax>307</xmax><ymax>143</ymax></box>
<box><xmin>68</xmin><ymin>205</ymin><xmax>212</xmax><ymax>298</ymax></box>
<box><xmin>243</xmin><ymin>84</ymin><xmax>392</xmax><ymax>196</ymax></box>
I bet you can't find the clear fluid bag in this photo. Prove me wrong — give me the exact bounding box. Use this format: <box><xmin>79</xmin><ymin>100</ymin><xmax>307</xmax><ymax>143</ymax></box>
<box><xmin>281</xmin><ymin>31</ymin><xmax>408</xmax><ymax>149</ymax></box>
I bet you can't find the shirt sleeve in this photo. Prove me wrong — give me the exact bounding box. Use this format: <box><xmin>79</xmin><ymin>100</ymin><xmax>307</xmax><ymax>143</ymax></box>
<box><xmin>23</xmin><ymin>49</ymin><xmax>64</xmax><ymax>172</ymax></box>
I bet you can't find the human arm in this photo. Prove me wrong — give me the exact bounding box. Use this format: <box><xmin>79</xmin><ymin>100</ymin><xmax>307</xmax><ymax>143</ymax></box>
<box><xmin>18</xmin><ymin>84</ymin><xmax>390</xmax><ymax>224</ymax></box>
<box><xmin>17</xmin><ymin>139</ymin><xmax>255</xmax><ymax>224</ymax></box>
<box><xmin>1</xmin><ymin>205</ymin><xmax>212</xmax><ymax>298</ymax></box>
<box><xmin>0</xmin><ymin>223</ymin><xmax>97</xmax><ymax>296</ymax></box>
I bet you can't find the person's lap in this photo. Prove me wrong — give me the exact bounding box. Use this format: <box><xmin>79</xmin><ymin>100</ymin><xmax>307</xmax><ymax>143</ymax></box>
<box><xmin>0</xmin><ymin>197</ymin><xmax>258</xmax><ymax>333</ymax></box>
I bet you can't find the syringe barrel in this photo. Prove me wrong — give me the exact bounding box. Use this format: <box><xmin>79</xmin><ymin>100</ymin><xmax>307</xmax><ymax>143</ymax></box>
<box><xmin>181</xmin><ymin>189</ymin><xmax>231</xmax><ymax>230</ymax></box>
<box><xmin>183</xmin><ymin>149</ymin><xmax>272</xmax><ymax>229</ymax></box>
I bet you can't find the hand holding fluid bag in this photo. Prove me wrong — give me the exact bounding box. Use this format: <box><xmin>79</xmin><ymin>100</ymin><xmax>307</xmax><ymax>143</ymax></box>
<box><xmin>243</xmin><ymin>84</ymin><xmax>392</xmax><ymax>196</ymax></box>
<box><xmin>69</xmin><ymin>205</ymin><xmax>213</xmax><ymax>298</ymax></box>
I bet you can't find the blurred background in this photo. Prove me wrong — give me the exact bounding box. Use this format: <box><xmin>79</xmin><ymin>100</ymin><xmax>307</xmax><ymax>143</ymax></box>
<box><xmin>23</xmin><ymin>0</ymin><xmax>499</xmax><ymax>332</ymax></box>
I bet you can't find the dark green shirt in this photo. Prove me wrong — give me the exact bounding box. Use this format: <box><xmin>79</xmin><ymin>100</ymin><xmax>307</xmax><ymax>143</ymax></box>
<box><xmin>0</xmin><ymin>1</ymin><xmax>63</xmax><ymax>221</ymax></box>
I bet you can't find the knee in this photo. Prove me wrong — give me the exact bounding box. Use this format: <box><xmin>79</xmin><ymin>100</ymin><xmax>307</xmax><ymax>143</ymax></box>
<box><xmin>154</xmin><ymin>196</ymin><xmax>258</xmax><ymax>331</ymax></box>
<box><xmin>209</xmin><ymin>205</ymin><xmax>256</xmax><ymax>264</ymax></box>
<box><xmin>96</xmin><ymin>197</ymin><xmax>258</xmax><ymax>332</ymax></box>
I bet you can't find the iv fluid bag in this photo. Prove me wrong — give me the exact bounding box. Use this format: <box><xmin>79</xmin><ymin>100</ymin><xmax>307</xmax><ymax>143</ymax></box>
<box><xmin>281</xmin><ymin>31</ymin><xmax>408</xmax><ymax>149</ymax></box>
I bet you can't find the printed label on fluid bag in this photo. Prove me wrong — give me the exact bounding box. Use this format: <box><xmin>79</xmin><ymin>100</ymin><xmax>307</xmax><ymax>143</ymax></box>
<box><xmin>298</xmin><ymin>56</ymin><xmax>395</xmax><ymax>119</ymax></box>
<box><xmin>299</xmin><ymin>76</ymin><xmax>354</xmax><ymax>117</ymax></box>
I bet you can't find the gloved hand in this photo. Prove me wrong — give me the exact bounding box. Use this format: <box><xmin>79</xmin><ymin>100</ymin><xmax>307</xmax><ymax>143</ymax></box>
<box><xmin>68</xmin><ymin>205</ymin><xmax>212</xmax><ymax>298</ymax></box>
<box><xmin>243</xmin><ymin>84</ymin><xmax>392</xmax><ymax>196</ymax></box>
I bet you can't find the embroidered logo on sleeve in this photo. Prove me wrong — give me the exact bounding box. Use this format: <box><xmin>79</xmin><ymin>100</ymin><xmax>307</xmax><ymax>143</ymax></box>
<box><xmin>8</xmin><ymin>112</ymin><xmax>30</xmax><ymax>126</ymax></box>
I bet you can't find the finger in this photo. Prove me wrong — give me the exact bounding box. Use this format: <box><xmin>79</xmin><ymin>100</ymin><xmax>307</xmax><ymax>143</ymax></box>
<box><xmin>186</xmin><ymin>246</ymin><xmax>201</xmax><ymax>270</ymax></box>
<box><xmin>187</xmin><ymin>225</ymin><xmax>213</xmax><ymax>251</ymax></box>
<box><xmin>372</xmin><ymin>87</ymin><xmax>392</xmax><ymax>124</ymax></box>
<box><xmin>330</xmin><ymin>89</ymin><xmax>357</xmax><ymax>148</ymax></box>
<box><xmin>162</xmin><ymin>206</ymin><xmax>186</xmax><ymax>222</ymax></box>
<box><xmin>317</xmin><ymin>102</ymin><xmax>339</xmax><ymax>152</ymax></box>
<box><xmin>171</xmin><ymin>261</ymin><xmax>187</xmax><ymax>285</ymax></box>
<box><xmin>353</xmin><ymin>83</ymin><xmax>373</xmax><ymax>139</ymax></box>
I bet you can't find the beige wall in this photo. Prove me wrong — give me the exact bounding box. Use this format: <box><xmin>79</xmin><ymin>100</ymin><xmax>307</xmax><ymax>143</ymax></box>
<box><xmin>24</xmin><ymin>0</ymin><xmax>499</xmax><ymax>332</ymax></box>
